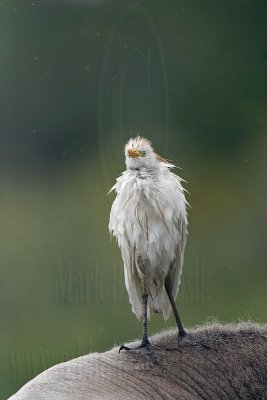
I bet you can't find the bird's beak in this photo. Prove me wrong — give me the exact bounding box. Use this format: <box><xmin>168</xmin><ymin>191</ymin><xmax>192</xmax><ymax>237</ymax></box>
<box><xmin>128</xmin><ymin>148</ymin><xmax>140</xmax><ymax>158</ymax></box>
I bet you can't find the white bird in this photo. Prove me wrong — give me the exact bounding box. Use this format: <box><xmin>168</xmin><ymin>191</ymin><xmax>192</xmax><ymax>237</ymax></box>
<box><xmin>109</xmin><ymin>136</ymin><xmax>188</xmax><ymax>350</ymax></box>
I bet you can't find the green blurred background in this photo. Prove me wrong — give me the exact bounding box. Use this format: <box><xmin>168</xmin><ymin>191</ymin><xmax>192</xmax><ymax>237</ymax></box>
<box><xmin>1</xmin><ymin>0</ymin><xmax>267</xmax><ymax>398</ymax></box>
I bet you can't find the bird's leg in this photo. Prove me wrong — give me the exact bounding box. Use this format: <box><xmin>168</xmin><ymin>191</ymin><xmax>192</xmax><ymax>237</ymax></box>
<box><xmin>140</xmin><ymin>280</ymin><xmax>150</xmax><ymax>347</ymax></box>
<box><xmin>164</xmin><ymin>275</ymin><xmax>210</xmax><ymax>351</ymax></box>
<box><xmin>165</xmin><ymin>273</ymin><xmax>186</xmax><ymax>341</ymax></box>
<box><xmin>119</xmin><ymin>279</ymin><xmax>151</xmax><ymax>352</ymax></box>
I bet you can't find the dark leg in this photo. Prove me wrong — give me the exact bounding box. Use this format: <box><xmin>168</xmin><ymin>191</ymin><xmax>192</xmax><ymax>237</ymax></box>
<box><xmin>165</xmin><ymin>275</ymin><xmax>211</xmax><ymax>351</ymax></box>
<box><xmin>140</xmin><ymin>289</ymin><xmax>150</xmax><ymax>347</ymax></box>
<box><xmin>165</xmin><ymin>274</ymin><xmax>186</xmax><ymax>341</ymax></box>
<box><xmin>119</xmin><ymin>279</ymin><xmax>151</xmax><ymax>352</ymax></box>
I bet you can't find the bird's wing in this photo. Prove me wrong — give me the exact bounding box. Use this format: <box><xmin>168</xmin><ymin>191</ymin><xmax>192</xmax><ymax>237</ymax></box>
<box><xmin>162</xmin><ymin>216</ymin><xmax>187</xmax><ymax>320</ymax></box>
<box><xmin>109</xmin><ymin>174</ymin><xmax>144</xmax><ymax>320</ymax></box>
<box><xmin>158</xmin><ymin>170</ymin><xmax>188</xmax><ymax>319</ymax></box>
<box><xmin>171</xmin><ymin>215</ymin><xmax>188</xmax><ymax>296</ymax></box>
<box><xmin>119</xmin><ymin>238</ymin><xmax>144</xmax><ymax>320</ymax></box>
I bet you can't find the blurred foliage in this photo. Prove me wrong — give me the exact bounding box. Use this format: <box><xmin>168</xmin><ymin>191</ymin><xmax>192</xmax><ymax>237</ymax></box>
<box><xmin>1</xmin><ymin>0</ymin><xmax>267</xmax><ymax>398</ymax></box>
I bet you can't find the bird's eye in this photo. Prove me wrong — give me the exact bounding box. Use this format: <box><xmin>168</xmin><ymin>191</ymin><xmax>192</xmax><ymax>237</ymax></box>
<box><xmin>140</xmin><ymin>151</ymin><xmax>146</xmax><ymax>157</ymax></box>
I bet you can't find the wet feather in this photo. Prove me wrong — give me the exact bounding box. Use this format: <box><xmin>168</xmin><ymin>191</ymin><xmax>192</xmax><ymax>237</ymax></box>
<box><xmin>109</xmin><ymin>137</ymin><xmax>188</xmax><ymax>320</ymax></box>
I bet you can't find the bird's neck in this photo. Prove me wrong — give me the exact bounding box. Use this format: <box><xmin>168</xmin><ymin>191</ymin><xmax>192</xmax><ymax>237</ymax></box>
<box><xmin>127</xmin><ymin>166</ymin><xmax>160</xmax><ymax>180</ymax></box>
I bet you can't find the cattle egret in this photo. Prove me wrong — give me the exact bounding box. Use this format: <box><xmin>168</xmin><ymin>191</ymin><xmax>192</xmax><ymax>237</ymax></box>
<box><xmin>109</xmin><ymin>137</ymin><xmax>188</xmax><ymax>351</ymax></box>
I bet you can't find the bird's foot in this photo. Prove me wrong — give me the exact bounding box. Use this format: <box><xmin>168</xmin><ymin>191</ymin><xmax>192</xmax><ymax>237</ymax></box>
<box><xmin>119</xmin><ymin>339</ymin><xmax>151</xmax><ymax>353</ymax></box>
<box><xmin>137</xmin><ymin>339</ymin><xmax>151</xmax><ymax>350</ymax></box>
<box><xmin>164</xmin><ymin>329</ymin><xmax>187</xmax><ymax>351</ymax></box>
<box><xmin>165</xmin><ymin>329</ymin><xmax>209</xmax><ymax>352</ymax></box>
<box><xmin>119</xmin><ymin>344</ymin><xmax>131</xmax><ymax>352</ymax></box>
<box><xmin>178</xmin><ymin>329</ymin><xmax>187</xmax><ymax>342</ymax></box>
<box><xmin>170</xmin><ymin>331</ymin><xmax>210</xmax><ymax>351</ymax></box>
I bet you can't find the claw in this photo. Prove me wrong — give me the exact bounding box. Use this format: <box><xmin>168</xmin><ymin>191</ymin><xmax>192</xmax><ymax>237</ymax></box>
<box><xmin>119</xmin><ymin>345</ymin><xmax>131</xmax><ymax>353</ymax></box>
<box><xmin>119</xmin><ymin>340</ymin><xmax>151</xmax><ymax>353</ymax></box>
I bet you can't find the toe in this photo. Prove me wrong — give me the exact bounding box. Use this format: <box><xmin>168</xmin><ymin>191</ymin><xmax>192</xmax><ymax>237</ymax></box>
<box><xmin>119</xmin><ymin>345</ymin><xmax>131</xmax><ymax>353</ymax></box>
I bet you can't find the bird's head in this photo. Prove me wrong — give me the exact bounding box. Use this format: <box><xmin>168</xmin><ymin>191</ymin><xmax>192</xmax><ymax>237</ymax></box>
<box><xmin>125</xmin><ymin>136</ymin><xmax>166</xmax><ymax>169</ymax></box>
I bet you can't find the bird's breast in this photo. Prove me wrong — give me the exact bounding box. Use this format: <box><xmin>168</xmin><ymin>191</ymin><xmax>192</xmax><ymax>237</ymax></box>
<box><xmin>109</xmin><ymin>168</ymin><xmax>187</xmax><ymax>277</ymax></box>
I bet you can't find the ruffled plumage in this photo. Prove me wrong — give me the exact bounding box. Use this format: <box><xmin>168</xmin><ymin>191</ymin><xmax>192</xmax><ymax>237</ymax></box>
<box><xmin>109</xmin><ymin>137</ymin><xmax>188</xmax><ymax>320</ymax></box>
